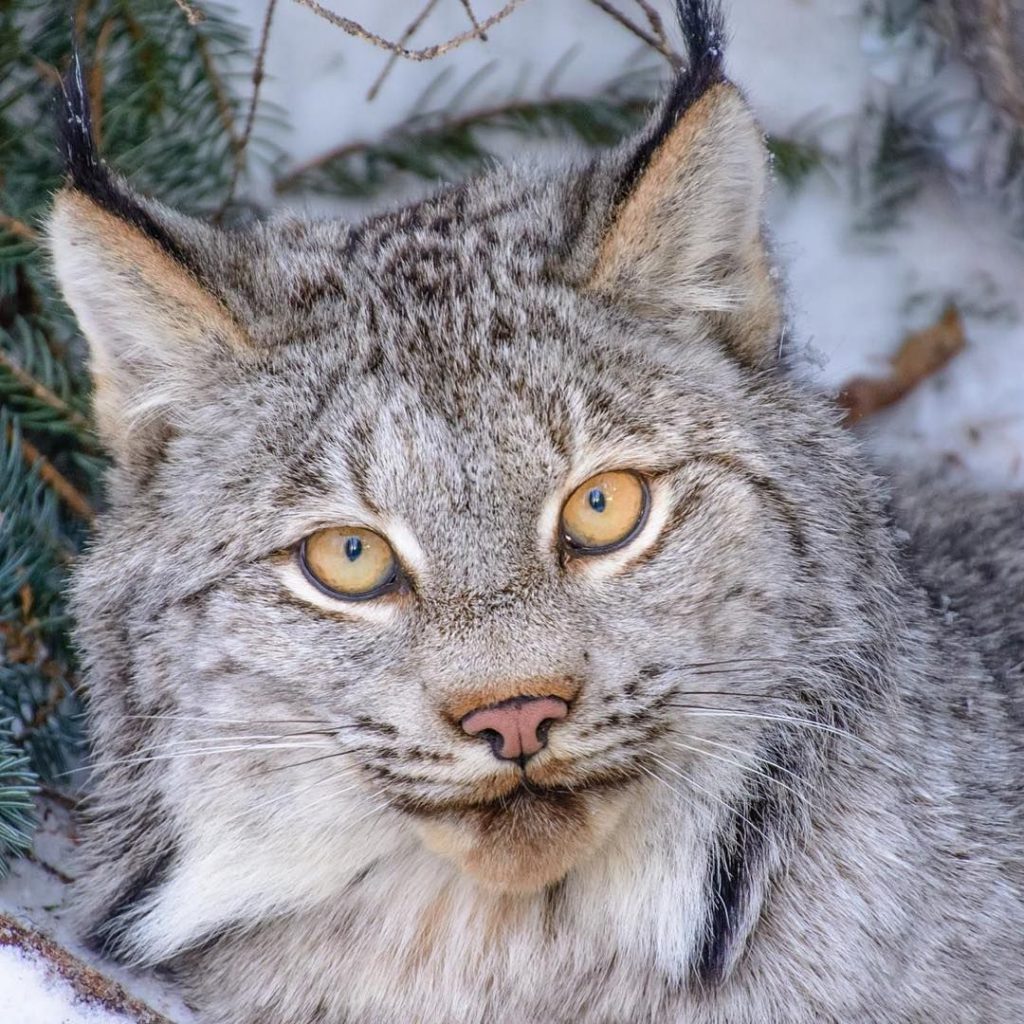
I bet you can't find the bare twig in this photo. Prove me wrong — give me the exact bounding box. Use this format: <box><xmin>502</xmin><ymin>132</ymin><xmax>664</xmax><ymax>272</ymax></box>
<box><xmin>173</xmin><ymin>0</ymin><xmax>205</xmax><ymax>25</ymax></box>
<box><xmin>216</xmin><ymin>0</ymin><xmax>278</xmax><ymax>218</ymax></box>
<box><xmin>0</xmin><ymin>352</ymin><xmax>93</xmax><ymax>435</ymax></box>
<box><xmin>0</xmin><ymin>212</ymin><xmax>38</xmax><ymax>243</ymax></box>
<box><xmin>367</xmin><ymin>0</ymin><xmax>442</xmax><ymax>102</ymax></box>
<box><xmin>292</xmin><ymin>0</ymin><xmax>526</xmax><ymax>61</ymax></box>
<box><xmin>458</xmin><ymin>0</ymin><xmax>489</xmax><ymax>42</ymax></box>
<box><xmin>587</xmin><ymin>0</ymin><xmax>682</xmax><ymax>66</ymax></box>
<box><xmin>632</xmin><ymin>0</ymin><xmax>669</xmax><ymax>48</ymax></box>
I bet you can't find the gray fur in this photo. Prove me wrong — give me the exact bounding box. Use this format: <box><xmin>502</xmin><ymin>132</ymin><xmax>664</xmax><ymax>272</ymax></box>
<box><xmin>48</xmin><ymin>4</ymin><xmax>1023</xmax><ymax>1022</ymax></box>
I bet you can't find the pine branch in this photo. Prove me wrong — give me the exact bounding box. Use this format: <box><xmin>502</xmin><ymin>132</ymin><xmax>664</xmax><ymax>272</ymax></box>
<box><xmin>276</xmin><ymin>70</ymin><xmax>661</xmax><ymax>196</ymax></box>
<box><xmin>0</xmin><ymin>0</ymin><xmax>261</xmax><ymax>870</ymax></box>
<box><xmin>173</xmin><ymin>0</ymin><xmax>206</xmax><ymax>25</ymax></box>
<box><xmin>768</xmin><ymin>135</ymin><xmax>826</xmax><ymax>191</ymax></box>
<box><xmin>0</xmin><ymin>741</ymin><xmax>37</xmax><ymax>879</ymax></box>
<box><xmin>0</xmin><ymin>351</ymin><xmax>93</xmax><ymax>436</ymax></box>
<box><xmin>457</xmin><ymin>0</ymin><xmax>489</xmax><ymax>42</ymax></box>
<box><xmin>632</xmin><ymin>0</ymin><xmax>670</xmax><ymax>48</ymax></box>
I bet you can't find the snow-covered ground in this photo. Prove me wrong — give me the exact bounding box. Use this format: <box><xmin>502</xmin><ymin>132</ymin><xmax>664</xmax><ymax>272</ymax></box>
<box><xmin>0</xmin><ymin>801</ymin><xmax>193</xmax><ymax>1022</ymax></box>
<box><xmin>3</xmin><ymin>1</ymin><xmax>1022</xmax><ymax>1020</ymax></box>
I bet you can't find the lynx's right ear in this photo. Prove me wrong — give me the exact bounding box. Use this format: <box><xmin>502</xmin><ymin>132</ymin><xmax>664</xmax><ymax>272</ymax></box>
<box><xmin>48</xmin><ymin>53</ymin><xmax>247</xmax><ymax>465</ymax></box>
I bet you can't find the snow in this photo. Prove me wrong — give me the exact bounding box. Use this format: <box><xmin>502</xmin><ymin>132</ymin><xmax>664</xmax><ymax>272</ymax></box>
<box><xmin>0</xmin><ymin>945</ymin><xmax>128</xmax><ymax>1024</ymax></box>
<box><xmin>0</xmin><ymin>800</ymin><xmax>195</xmax><ymax>1024</ymax></box>
<box><xmin>3</xmin><ymin>3</ymin><xmax>1023</xmax><ymax>1021</ymax></box>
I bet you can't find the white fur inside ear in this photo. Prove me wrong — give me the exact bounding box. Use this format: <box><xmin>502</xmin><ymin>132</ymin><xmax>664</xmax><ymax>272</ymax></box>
<box><xmin>47</xmin><ymin>190</ymin><xmax>244</xmax><ymax>454</ymax></box>
<box><xmin>588</xmin><ymin>83</ymin><xmax>781</xmax><ymax>363</ymax></box>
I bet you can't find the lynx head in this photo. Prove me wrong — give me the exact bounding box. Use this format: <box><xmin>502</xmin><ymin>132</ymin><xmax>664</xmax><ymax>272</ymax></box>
<box><xmin>50</xmin><ymin>0</ymin><xmax>893</xmax><ymax>978</ymax></box>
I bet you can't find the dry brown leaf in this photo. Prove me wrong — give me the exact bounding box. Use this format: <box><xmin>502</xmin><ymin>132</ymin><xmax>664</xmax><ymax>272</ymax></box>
<box><xmin>838</xmin><ymin>304</ymin><xmax>967</xmax><ymax>425</ymax></box>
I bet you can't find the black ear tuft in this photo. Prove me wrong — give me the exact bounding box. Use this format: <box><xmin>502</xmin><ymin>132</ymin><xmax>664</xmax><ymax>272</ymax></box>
<box><xmin>616</xmin><ymin>0</ymin><xmax>726</xmax><ymax>203</ymax></box>
<box><xmin>674</xmin><ymin>0</ymin><xmax>726</xmax><ymax>97</ymax></box>
<box><xmin>59</xmin><ymin>48</ymin><xmax>115</xmax><ymax>210</ymax></box>
<box><xmin>57</xmin><ymin>48</ymin><xmax>192</xmax><ymax>268</ymax></box>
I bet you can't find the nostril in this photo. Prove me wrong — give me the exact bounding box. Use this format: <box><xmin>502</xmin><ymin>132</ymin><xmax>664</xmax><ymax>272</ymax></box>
<box><xmin>477</xmin><ymin>728</ymin><xmax>504</xmax><ymax>758</ymax></box>
<box><xmin>535</xmin><ymin>717</ymin><xmax>558</xmax><ymax>745</ymax></box>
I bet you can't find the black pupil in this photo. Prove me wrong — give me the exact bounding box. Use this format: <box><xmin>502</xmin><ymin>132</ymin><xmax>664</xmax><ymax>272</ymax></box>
<box><xmin>588</xmin><ymin>488</ymin><xmax>607</xmax><ymax>513</ymax></box>
<box><xmin>345</xmin><ymin>536</ymin><xmax>363</xmax><ymax>562</ymax></box>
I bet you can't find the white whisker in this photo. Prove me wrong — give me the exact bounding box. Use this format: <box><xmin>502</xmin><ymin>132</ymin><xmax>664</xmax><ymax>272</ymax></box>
<box><xmin>648</xmin><ymin>751</ymin><xmax>772</xmax><ymax>846</ymax></box>
<box><xmin>665</xmin><ymin>737</ymin><xmax>810</xmax><ymax>807</ymax></box>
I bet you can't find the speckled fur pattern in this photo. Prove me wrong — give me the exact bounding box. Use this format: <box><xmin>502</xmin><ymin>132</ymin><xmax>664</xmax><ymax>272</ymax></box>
<box><xmin>48</xmin><ymin>3</ymin><xmax>1024</xmax><ymax>1022</ymax></box>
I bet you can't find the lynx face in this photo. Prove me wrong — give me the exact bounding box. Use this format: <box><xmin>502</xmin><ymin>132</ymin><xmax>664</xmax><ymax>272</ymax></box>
<box><xmin>48</xmin><ymin>2</ymin><xmax>890</xmax><ymax>1001</ymax></box>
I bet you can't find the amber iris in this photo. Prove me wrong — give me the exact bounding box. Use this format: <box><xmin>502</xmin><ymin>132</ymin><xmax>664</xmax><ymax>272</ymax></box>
<box><xmin>561</xmin><ymin>471</ymin><xmax>648</xmax><ymax>554</ymax></box>
<box><xmin>300</xmin><ymin>527</ymin><xmax>398</xmax><ymax>599</ymax></box>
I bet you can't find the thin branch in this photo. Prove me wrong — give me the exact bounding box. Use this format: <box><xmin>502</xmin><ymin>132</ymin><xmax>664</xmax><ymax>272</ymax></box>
<box><xmin>0</xmin><ymin>353</ymin><xmax>93</xmax><ymax>435</ymax></box>
<box><xmin>0</xmin><ymin>213</ymin><xmax>38</xmax><ymax>243</ymax></box>
<box><xmin>216</xmin><ymin>0</ymin><xmax>278</xmax><ymax>218</ymax></box>
<box><xmin>292</xmin><ymin>0</ymin><xmax>526</xmax><ymax>61</ymax></box>
<box><xmin>458</xmin><ymin>0</ymin><xmax>489</xmax><ymax>42</ymax></box>
<box><xmin>173</xmin><ymin>0</ymin><xmax>206</xmax><ymax>25</ymax></box>
<box><xmin>15</xmin><ymin>432</ymin><xmax>95</xmax><ymax>523</ymax></box>
<box><xmin>587</xmin><ymin>0</ymin><xmax>682</xmax><ymax>66</ymax></box>
<box><xmin>367</xmin><ymin>0</ymin><xmax>442</xmax><ymax>102</ymax></box>
<box><xmin>632</xmin><ymin>0</ymin><xmax>669</xmax><ymax>48</ymax></box>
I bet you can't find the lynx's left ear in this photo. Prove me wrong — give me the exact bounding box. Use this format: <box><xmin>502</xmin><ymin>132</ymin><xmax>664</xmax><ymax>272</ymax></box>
<box><xmin>587</xmin><ymin>1</ymin><xmax>781</xmax><ymax>366</ymax></box>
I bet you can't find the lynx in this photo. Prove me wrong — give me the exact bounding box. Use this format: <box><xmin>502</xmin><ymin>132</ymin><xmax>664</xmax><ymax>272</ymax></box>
<box><xmin>48</xmin><ymin>3</ymin><xmax>1024</xmax><ymax>1022</ymax></box>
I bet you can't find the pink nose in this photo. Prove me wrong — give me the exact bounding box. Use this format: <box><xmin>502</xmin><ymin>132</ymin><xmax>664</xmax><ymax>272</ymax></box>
<box><xmin>461</xmin><ymin>696</ymin><xmax>569</xmax><ymax>761</ymax></box>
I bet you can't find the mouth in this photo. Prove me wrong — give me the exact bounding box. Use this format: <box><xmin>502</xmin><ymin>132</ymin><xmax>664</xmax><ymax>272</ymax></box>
<box><xmin>392</xmin><ymin>757</ymin><xmax>643</xmax><ymax>819</ymax></box>
<box><xmin>407</xmin><ymin>765</ymin><xmax>641</xmax><ymax>893</ymax></box>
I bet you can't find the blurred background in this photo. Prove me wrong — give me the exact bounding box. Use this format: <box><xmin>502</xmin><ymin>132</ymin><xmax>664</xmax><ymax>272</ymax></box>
<box><xmin>242</xmin><ymin>0</ymin><xmax>1024</xmax><ymax>481</ymax></box>
<box><xmin>1</xmin><ymin>1</ymin><xmax>1024</xmax><ymax>1017</ymax></box>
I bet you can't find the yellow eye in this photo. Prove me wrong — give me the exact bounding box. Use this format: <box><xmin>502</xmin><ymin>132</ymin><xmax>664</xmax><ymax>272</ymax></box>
<box><xmin>299</xmin><ymin>527</ymin><xmax>399</xmax><ymax>600</ymax></box>
<box><xmin>561</xmin><ymin>471</ymin><xmax>648</xmax><ymax>554</ymax></box>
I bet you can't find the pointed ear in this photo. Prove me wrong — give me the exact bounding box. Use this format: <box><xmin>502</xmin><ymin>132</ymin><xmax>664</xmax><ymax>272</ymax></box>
<box><xmin>47</xmin><ymin>52</ymin><xmax>247</xmax><ymax>467</ymax></box>
<box><xmin>586</xmin><ymin>11</ymin><xmax>781</xmax><ymax>365</ymax></box>
<box><xmin>49</xmin><ymin>191</ymin><xmax>247</xmax><ymax>462</ymax></box>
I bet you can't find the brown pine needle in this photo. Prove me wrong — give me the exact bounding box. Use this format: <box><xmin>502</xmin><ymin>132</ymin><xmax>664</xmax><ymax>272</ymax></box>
<box><xmin>0</xmin><ymin>351</ymin><xmax>93</xmax><ymax>435</ymax></box>
<box><xmin>0</xmin><ymin>213</ymin><xmax>38</xmax><ymax>243</ymax></box>
<box><xmin>15</xmin><ymin>432</ymin><xmax>95</xmax><ymax>523</ymax></box>
<box><xmin>838</xmin><ymin>305</ymin><xmax>968</xmax><ymax>425</ymax></box>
